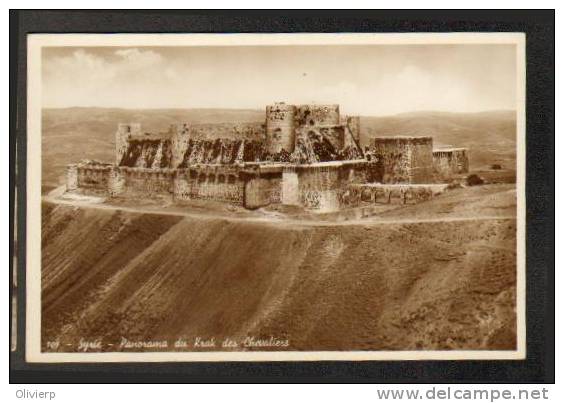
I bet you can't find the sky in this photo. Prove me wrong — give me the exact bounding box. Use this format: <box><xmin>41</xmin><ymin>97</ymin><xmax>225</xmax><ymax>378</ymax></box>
<box><xmin>42</xmin><ymin>44</ymin><xmax>517</xmax><ymax>116</ymax></box>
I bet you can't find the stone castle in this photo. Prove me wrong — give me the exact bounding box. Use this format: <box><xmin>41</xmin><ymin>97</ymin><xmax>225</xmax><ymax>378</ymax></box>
<box><xmin>65</xmin><ymin>102</ymin><xmax>469</xmax><ymax>213</ymax></box>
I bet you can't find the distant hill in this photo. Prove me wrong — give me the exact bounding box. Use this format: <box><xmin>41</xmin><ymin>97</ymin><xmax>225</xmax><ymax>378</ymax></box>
<box><xmin>41</xmin><ymin>108</ymin><xmax>516</xmax><ymax>191</ymax></box>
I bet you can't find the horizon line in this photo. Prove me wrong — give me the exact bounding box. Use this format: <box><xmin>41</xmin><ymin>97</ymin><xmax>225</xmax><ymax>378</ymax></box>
<box><xmin>41</xmin><ymin>106</ymin><xmax>517</xmax><ymax>117</ymax></box>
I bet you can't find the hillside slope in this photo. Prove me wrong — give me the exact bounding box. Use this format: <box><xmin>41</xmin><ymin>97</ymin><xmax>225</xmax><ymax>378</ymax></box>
<box><xmin>41</xmin><ymin>202</ymin><xmax>516</xmax><ymax>352</ymax></box>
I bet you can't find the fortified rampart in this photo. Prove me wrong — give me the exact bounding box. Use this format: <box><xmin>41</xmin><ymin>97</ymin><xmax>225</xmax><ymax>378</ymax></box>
<box><xmin>347</xmin><ymin>183</ymin><xmax>449</xmax><ymax>207</ymax></box>
<box><xmin>368</xmin><ymin>136</ymin><xmax>434</xmax><ymax>184</ymax></box>
<box><xmin>121</xmin><ymin>168</ymin><xmax>175</xmax><ymax>196</ymax></box>
<box><xmin>173</xmin><ymin>165</ymin><xmax>246</xmax><ymax>205</ymax></box>
<box><xmin>433</xmin><ymin>148</ymin><xmax>469</xmax><ymax>178</ymax></box>
<box><xmin>282</xmin><ymin>161</ymin><xmax>367</xmax><ymax>212</ymax></box>
<box><xmin>75</xmin><ymin>163</ymin><xmax>113</xmax><ymax>191</ymax></box>
<box><xmin>241</xmin><ymin>165</ymin><xmax>284</xmax><ymax>209</ymax></box>
<box><xmin>66</xmin><ymin>102</ymin><xmax>470</xmax><ymax>213</ymax></box>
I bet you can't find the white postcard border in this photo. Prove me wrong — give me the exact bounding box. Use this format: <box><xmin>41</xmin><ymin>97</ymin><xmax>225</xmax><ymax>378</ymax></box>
<box><xmin>26</xmin><ymin>32</ymin><xmax>527</xmax><ymax>363</ymax></box>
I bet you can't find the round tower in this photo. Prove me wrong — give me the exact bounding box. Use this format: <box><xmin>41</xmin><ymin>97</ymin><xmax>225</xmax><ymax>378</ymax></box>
<box><xmin>66</xmin><ymin>164</ymin><xmax>78</xmax><ymax>191</ymax></box>
<box><xmin>108</xmin><ymin>166</ymin><xmax>125</xmax><ymax>196</ymax></box>
<box><xmin>265</xmin><ymin>102</ymin><xmax>296</xmax><ymax>154</ymax></box>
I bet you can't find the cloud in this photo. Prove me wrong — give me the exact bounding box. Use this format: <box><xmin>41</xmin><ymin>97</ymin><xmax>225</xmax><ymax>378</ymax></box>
<box><xmin>41</xmin><ymin>45</ymin><xmax>517</xmax><ymax>114</ymax></box>
<box><xmin>42</xmin><ymin>48</ymin><xmax>172</xmax><ymax>108</ymax></box>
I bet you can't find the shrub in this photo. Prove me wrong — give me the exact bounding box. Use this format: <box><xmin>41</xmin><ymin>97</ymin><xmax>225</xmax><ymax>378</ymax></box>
<box><xmin>466</xmin><ymin>174</ymin><xmax>485</xmax><ymax>186</ymax></box>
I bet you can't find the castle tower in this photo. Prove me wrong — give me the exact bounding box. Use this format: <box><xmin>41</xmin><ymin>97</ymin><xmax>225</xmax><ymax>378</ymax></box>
<box><xmin>296</xmin><ymin>104</ymin><xmax>340</xmax><ymax>127</ymax></box>
<box><xmin>265</xmin><ymin>102</ymin><xmax>296</xmax><ymax>154</ymax></box>
<box><xmin>170</xmin><ymin>123</ymin><xmax>191</xmax><ymax>168</ymax></box>
<box><xmin>66</xmin><ymin>164</ymin><xmax>78</xmax><ymax>191</ymax></box>
<box><xmin>345</xmin><ymin>116</ymin><xmax>361</xmax><ymax>144</ymax></box>
<box><xmin>108</xmin><ymin>166</ymin><xmax>125</xmax><ymax>196</ymax></box>
<box><xmin>115</xmin><ymin>123</ymin><xmax>141</xmax><ymax>165</ymax></box>
<box><xmin>370</xmin><ymin>136</ymin><xmax>434</xmax><ymax>184</ymax></box>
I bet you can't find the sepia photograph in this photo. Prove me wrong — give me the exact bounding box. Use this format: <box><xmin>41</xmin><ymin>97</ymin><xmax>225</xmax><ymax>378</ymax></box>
<box><xmin>24</xmin><ymin>32</ymin><xmax>526</xmax><ymax>362</ymax></box>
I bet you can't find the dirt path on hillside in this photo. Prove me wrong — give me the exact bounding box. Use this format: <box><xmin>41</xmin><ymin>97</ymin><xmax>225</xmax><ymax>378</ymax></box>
<box><xmin>43</xmin><ymin>186</ymin><xmax>516</xmax><ymax>228</ymax></box>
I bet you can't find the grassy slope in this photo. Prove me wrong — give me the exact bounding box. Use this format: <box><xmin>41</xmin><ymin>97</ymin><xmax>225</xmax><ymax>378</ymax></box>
<box><xmin>41</xmin><ymin>108</ymin><xmax>516</xmax><ymax>191</ymax></box>
<box><xmin>41</xmin><ymin>186</ymin><xmax>516</xmax><ymax>352</ymax></box>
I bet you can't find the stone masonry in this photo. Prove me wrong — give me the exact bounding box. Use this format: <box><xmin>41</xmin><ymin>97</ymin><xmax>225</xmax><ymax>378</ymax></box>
<box><xmin>66</xmin><ymin>102</ymin><xmax>469</xmax><ymax>213</ymax></box>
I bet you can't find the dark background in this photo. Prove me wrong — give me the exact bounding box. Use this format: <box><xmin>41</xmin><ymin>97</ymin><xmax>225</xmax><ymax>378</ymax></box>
<box><xmin>9</xmin><ymin>9</ymin><xmax>555</xmax><ymax>383</ymax></box>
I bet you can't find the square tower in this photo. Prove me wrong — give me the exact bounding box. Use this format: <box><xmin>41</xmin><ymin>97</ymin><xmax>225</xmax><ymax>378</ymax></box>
<box><xmin>369</xmin><ymin>136</ymin><xmax>434</xmax><ymax>184</ymax></box>
<box><xmin>115</xmin><ymin>123</ymin><xmax>141</xmax><ymax>165</ymax></box>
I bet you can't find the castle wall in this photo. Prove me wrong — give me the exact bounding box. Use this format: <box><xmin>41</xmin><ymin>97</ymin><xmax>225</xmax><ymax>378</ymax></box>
<box><xmin>76</xmin><ymin>165</ymin><xmax>111</xmax><ymax>191</ymax></box>
<box><xmin>243</xmin><ymin>176</ymin><xmax>282</xmax><ymax>209</ymax></box>
<box><xmin>281</xmin><ymin>161</ymin><xmax>367</xmax><ymax>212</ymax></box>
<box><xmin>410</xmin><ymin>138</ymin><xmax>434</xmax><ymax>183</ymax></box>
<box><xmin>281</xmin><ymin>169</ymin><xmax>299</xmax><ymax>205</ymax></box>
<box><xmin>345</xmin><ymin>116</ymin><xmax>361</xmax><ymax>144</ymax></box>
<box><xmin>433</xmin><ymin>148</ymin><xmax>469</xmax><ymax>178</ymax></box>
<box><xmin>173</xmin><ymin>166</ymin><xmax>245</xmax><ymax>205</ymax></box>
<box><xmin>296</xmin><ymin>164</ymin><xmax>354</xmax><ymax>212</ymax></box>
<box><xmin>173</xmin><ymin>173</ymin><xmax>191</xmax><ymax>201</ymax></box>
<box><xmin>171</xmin><ymin>122</ymin><xmax>266</xmax><ymax>167</ymax></box>
<box><xmin>266</xmin><ymin>103</ymin><xmax>296</xmax><ymax>154</ymax></box>
<box><xmin>122</xmin><ymin>168</ymin><xmax>174</xmax><ymax>196</ymax></box>
<box><xmin>188</xmin><ymin>174</ymin><xmax>243</xmax><ymax>203</ymax></box>
<box><xmin>347</xmin><ymin>183</ymin><xmax>449</xmax><ymax>206</ymax></box>
<box><xmin>189</xmin><ymin>122</ymin><xmax>265</xmax><ymax>141</ymax></box>
<box><xmin>68</xmin><ymin>104</ymin><xmax>469</xmax><ymax>213</ymax></box>
<box><xmin>369</xmin><ymin>137</ymin><xmax>434</xmax><ymax>184</ymax></box>
<box><xmin>108</xmin><ymin>167</ymin><xmax>126</xmax><ymax>196</ymax></box>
